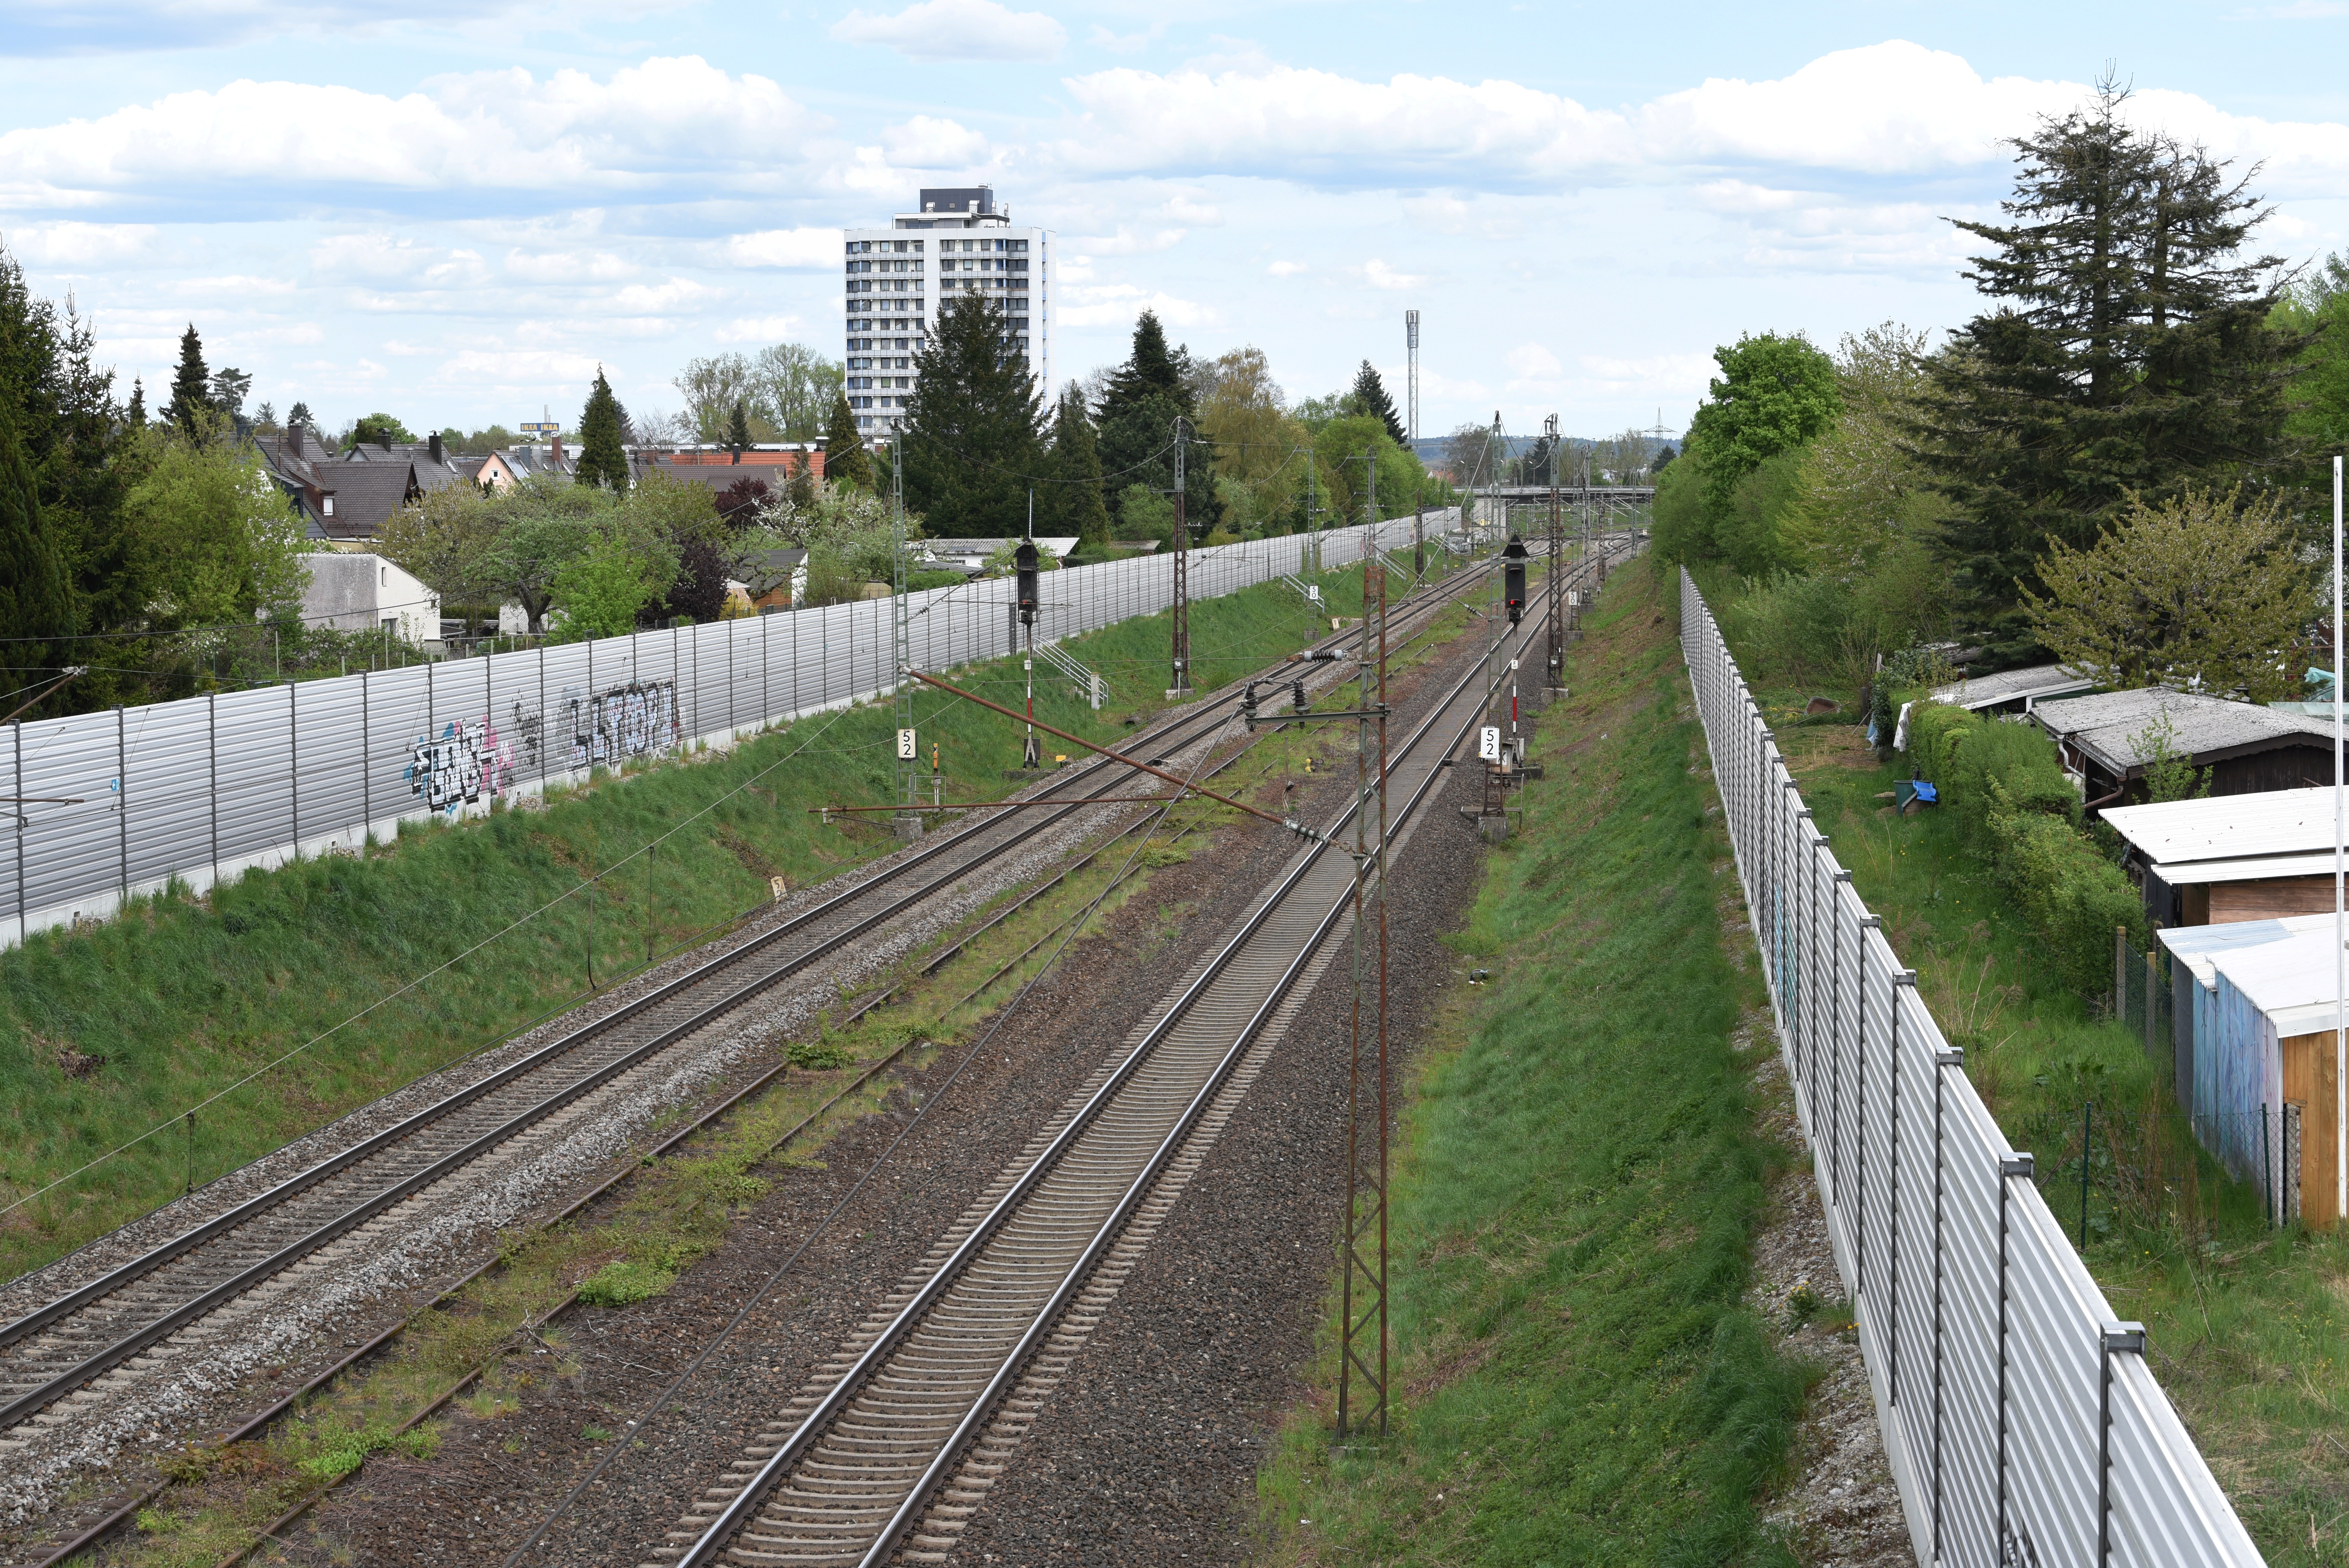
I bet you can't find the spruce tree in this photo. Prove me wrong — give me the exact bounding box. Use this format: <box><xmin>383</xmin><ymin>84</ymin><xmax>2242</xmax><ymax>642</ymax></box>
<box><xmin>1094</xmin><ymin>310</ymin><xmax>1218</xmax><ymax>538</ymax></box>
<box><xmin>727</xmin><ymin>398</ymin><xmax>752</xmax><ymax>453</ymax></box>
<box><xmin>576</xmin><ymin>367</ymin><xmax>629</xmax><ymax>488</ymax></box>
<box><xmin>1351</xmin><ymin>359</ymin><xmax>1406</xmax><ymax>447</ymax></box>
<box><xmin>900</xmin><ymin>294</ymin><xmax>1044</xmax><ymax>535</ymax></box>
<box><xmin>0</xmin><ymin>398</ymin><xmax>76</xmax><ymax>711</ymax></box>
<box><xmin>165</xmin><ymin>323</ymin><xmax>211</xmax><ymax>435</ymax></box>
<box><xmin>823</xmin><ymin>390</ymin><xmax>872</xmax><ymax>490</ymax></box>
<box><xmin>1038</xmin><ymin>387</ymin><xmax>1109</xmax><ymax>549</ymax></box>
<box><xmin>287</xmin><ymin>400</ymin><xmax>313</xmax><ymax>428</ymax></box>
<box><xmin>125</xmin><ymin>377</ymin><xmax>145</xmax><ymax>428</ymax></box>
<box><xmin>1914</xmin><ymin>82</ymin><xmax>2301</xmax><ymax>661</ymax></box>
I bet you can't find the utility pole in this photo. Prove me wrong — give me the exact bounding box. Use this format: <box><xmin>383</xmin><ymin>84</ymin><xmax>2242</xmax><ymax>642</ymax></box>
<box><xmin>892</xmin><ymin>438</ymin><xmax>921</xmax><ymax>839</ymax></box>
<box><xmin>1338</xmin><ymin>454</ymin><xmax>1390</xmax><ymax>1441</ymax></box>
<box><xmin>1169</xmin><ymin>416</ymin><xmax>1191</xmax><ymax>697</ymax></box>
<box><xmin>1545</xmin><ymin>413</ymin><xmax>1565</xmax><ymax>686</ymax></box>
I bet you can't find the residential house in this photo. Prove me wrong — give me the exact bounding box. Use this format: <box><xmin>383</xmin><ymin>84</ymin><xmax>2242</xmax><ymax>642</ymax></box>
<box><xmin>342</xmin><ymin>432</ymin><xmax>475</xmax><ymax>495</ymax></box>
<box><xmin>253</xmin><ymin>423</ymin><xmax>421</xmax><ymax>544</ymax></box>
<box><xmin>2029</xmin><ymin>688</ymin><xmax>2338</xmax><ymax>812</ymax></box>
<box><xmin>299</xmin><ymin>552</ymin><xmax>440</xmax><ymax>645</ymax></box>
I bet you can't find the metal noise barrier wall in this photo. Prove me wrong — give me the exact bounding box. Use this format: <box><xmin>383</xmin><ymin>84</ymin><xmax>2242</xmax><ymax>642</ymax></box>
<box><xmin>3</xmin><ymin>514</ymin><xmax>1452</xmax><ymax>949</ymax></box>
<box><xmin>1679</xmin><ymin>571</ymin><xmax>2263</xmax><ymax>1568</ymax></box>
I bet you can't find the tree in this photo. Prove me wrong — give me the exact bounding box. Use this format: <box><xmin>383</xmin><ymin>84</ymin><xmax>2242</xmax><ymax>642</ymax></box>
<box><xmin>286</xmin><ymin>400</ymin><xmax>313</xmax><ymax>428</ymax></box>
<box><xmin>823</xmin><ymin>391</ymin><xmax>872</xmax><ymax>490</ymax></box>
<box><xmin>1199</xmin><ymin>347</ymin><xmax>1310</xmax><ymax>534</ymax></box>
<box><xmin>165</xmin><ymin>324</ymin><xmax>210</xmax><ymax>436</ymax></box>
<box><xmin>1444</xmin><ymin>422</ymin><xmax>1503</xmax><ymax>490</ymax></box>
<box><xmin>751</xmin><ymin>342</ymin><xmax>847</xmax><ymax>440</ymax></box>
<box><xmin>1310</xmin><ymin>415</ymin><xmax>1416</xmax><ymax>531</ymax></box>
<box><xmin>2021</xmin><ymin>484</ymin><xmax>2312</xmax><ymax>701</ymax></box>
<box><xmin>1037</xmin><ymin>387</ymin><xmax>1109</xmax><ymax>547</ymax></box>
<box><xmin>900</xmin><ymin>294</ymin><xmax>1044</xmax><ymax>536</ymax></box>
<box><xmin>126</xmin><ymin>378</ymin><xmax>146</xmax><ymax>428</ymax></box>
<box><xmin>0</xmin><ymin>397</ymin><xmax>75</xmax><ymax>710</ymax></box>
<box><xmin>551</xmin><ymin>526</ymin><xmax>659</xmax><ymax>641</ymax></box>
<box><xmin>576</xmin><ymin>367</ymin><xmax>628</xmax><ymax>488</ymax></box>
<box><xmin>1782</xmin><ymin>323</ymin><xmax>1950</xmax><ymax>578</ymax></box>
<box><xmin>0</xmin><ymin>242</ymin><xmax>132</xmax><ymax>688</ymax></box>
<box><xmin>716</xmin><ymin>476</ymin><xmax>771</xmax><ymax>529</ymax></box>
<box><xmin>1685</xmin><ymin>332</ymin><xmax>1839</xmax><ymax>513</ymax></box>
<box><xmin>1653</xmin><ymin>443</ymin><xmax>1677</xmax><ymax>472</ymax></box>
<box><xmin>120</xmin><ymin>426</ymin><xmax>311</xmax><ymax>627</ymax></box>
<box><xmin>210</xmin><ymin>367</ymin><xmax>252</xmax><ymax>426</ymax></box>
<box><xmin>1915</xmin><ymin>82</ymin><xmax>2300</xmax><ymax>661</ymax></box>
<box><xmin>726</xmin><ymin>398</ymin><xmax>752</xmax><ymax>454</ymax></box>
<box><xmin>1351</xmin><ymin>360</ymin><xmax>1406</xmax><ymax>447</ymax></box>
<box><xmin>1094</xmin><ymin>311</ymin><xmax>1217</xmax><ymax>537</ymax></box>
<box><xmin>349</xmin><ymin>412</ymin><xmax>416</xmax><ymax>449</ymax></box>
<box><xmin>675</xmin><ymin>354</ymin><xmax>763</xmax><ymax>443</ymax></box>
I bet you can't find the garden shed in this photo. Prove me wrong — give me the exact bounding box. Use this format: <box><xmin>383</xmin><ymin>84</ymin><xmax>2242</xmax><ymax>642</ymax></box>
<box><xmin>2157</xmin><ymin>916</ymin><xmax>2344</xmax><ymax>1226</ymax></box>
<box><xmin>1929</xmin><ymin>662</ymin><xmax>2096</xmax><ymax>715</ymax></box>
<box><xmin>2029</xmin><ymin>689</ymin><xmax>2337</xmax><ymax>812</ymax></box>
<box><xmin>2102</xmin><ymin>787</ymin><xmax>2347</xmax><ymax>928</ymax></box>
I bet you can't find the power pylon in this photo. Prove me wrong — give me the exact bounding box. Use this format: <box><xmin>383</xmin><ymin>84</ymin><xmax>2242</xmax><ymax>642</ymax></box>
<box><xmin>1169</xmin><ymin>416</ymin><xmax>1192</xmax><ymax>696</ymax></box>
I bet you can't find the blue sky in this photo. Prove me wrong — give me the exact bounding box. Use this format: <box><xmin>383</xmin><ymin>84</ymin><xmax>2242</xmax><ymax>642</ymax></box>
<box><xmin>4</xmin><ymin>1</ymin><xmax>2348</xmax><ymax>444</ymax></box>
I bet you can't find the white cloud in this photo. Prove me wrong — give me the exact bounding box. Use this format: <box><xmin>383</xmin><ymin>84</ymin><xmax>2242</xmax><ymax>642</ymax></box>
<box><xmin>1357</xmin><ymin>258</ymin><xmax>1423</xmax><ymax>290</ymax></box>
<box><xmin>2</xmin><ymin>220</ymin><xmax>158</xmax><ymax>265</ymax></box>
<box><xmin>1049</xmin><ymin>42</ymin><xmax>2349</xmax><ymax>195</ymax></box>
<box><xmin>880</xmin><ymin>115</ymin><xmax>991</xmax><ymax>167</ymax></box>
<box><xmin>718</xmin><ymin>227</ymin><xmax>843</xmax><ymax>269</ymax></box>
<box><xmin>715</xmin><ymin>315</ymin><xmax>804</xmax><ymax>342</ymax></box>
<box><xmin>0</xmin><ymin>58</ymin><xmax>828</xmax><ymax>207</ymax></box>
<box><xmin>1505</xmin><ymin>343</ymin><xmax>1561</xmax><ymax>380</ymax></box>
<box><xmin>606</xmin><ymin>278</ymin><xmax>715</xmax><ymax>314</ymax></box>
<box><xmin>1162</xmin><ymin>194</ymin><xmax>1221</xmax><ymax>225</ymax></box>
<box><xmin>1266</xmin><ymin>259</ymin><xmax>1308</xmax><ymax>276</ymax></box>
<box><xmin>1087</xmin><ymin>20</ymin><xmax>1162</xmax><ymax>53</ymax></box>
<box><xmin>309</xmin><ymin>234</ymin><xmax>490</xmax><ymax>289</ymax></box>
<box><xmin>1057</xmin><ymin>282</ymin><xmax>1217</xmax><ymax>328</ymax></box>
<box><xmin>1072</xmin><ymin>226</ymin><xmax>1185</xmax><ymax>256</ymax></box>
<box><xmin>504</xmin><ymin>249</ymin><xmax>636</xmax><ymax>283</ymax></box>
<box><xmin>831</xmin><ymin>0</ymin><xmax>1064</xmax><ymax>62</ymax></box>
<box><xmin>430</xmin><ymin>347</ymin><xmax>606</xmax><ymax>389</ymax></box>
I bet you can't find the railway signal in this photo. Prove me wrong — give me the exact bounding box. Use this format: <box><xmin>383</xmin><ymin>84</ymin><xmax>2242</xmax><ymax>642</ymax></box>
<box><xmin>1503</xmin><ymin>535</ymin><xmax>1527</xmax><ymax>625</ymax></box>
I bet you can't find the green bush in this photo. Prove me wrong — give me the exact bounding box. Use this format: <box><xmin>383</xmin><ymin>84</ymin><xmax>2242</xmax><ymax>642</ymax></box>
<box><xmin>576</xmin><ymin>1256</ymin><xmax>679</xmax><ymax>1307</ymax></box>
<box><xmin>1903</xmin><ymin>701</ymin><xmax>2144</xmax><ymax>991</ymax></box>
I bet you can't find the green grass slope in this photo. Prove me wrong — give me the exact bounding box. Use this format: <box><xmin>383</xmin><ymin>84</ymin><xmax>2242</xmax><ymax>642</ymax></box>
<box><xmin>0</xmin><ymin>559</ymin><xmax>1438</xmax><ymax>1285</ymax></box>
<box><xmin>1257</xmin><ymin>562</ymin><xmax>1808</xmax><ymax>1566</ymax></box>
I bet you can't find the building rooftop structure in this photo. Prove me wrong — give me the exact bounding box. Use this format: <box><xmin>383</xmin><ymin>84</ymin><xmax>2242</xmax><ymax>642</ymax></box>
<box><xmin>2030</xmin><ymin>688</ymin><xmax>2339</xmax><ymax>809</ymax></box>
<box><xmin>1930</xmin><ymin>663</ymin><xmax>2097</xmax><ymax>713</ymax></box>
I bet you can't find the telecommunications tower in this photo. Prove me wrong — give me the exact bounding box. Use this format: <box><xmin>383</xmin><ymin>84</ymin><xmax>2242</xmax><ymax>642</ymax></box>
<box><xmin>1404</xmin><ymin>310</ymin><xmax>1420</xmax><ymax>448</ymax></box>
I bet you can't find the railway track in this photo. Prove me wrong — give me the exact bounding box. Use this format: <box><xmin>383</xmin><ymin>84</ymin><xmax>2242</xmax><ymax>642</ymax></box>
<box><xmin>643</xmin><ymin>536</ymin><xmax>1640</xmax><ymax>1568</ymax></box>
<box><xmin>0</xmin><ymin>552</ymin><xmax>1502</xmax><ymax>1460</ymax></box>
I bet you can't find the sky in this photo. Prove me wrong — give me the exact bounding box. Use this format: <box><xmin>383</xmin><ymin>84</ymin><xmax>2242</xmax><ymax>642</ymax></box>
<box><xmin>4</xmin><ymin>2</ymin><xmax>2349</xmax><ymax>446</ymax></box>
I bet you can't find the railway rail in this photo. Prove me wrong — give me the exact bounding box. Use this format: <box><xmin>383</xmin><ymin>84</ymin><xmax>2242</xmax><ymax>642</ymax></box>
<box><xmin>643</xmin><ymin>535</ymin><xmax>1640</xmax><ymax>1568</ymax></box>
<box><xmin>0</xmin><ymin>549</ymin><xmax>1511</xmax><ymax>1469</ymax></box>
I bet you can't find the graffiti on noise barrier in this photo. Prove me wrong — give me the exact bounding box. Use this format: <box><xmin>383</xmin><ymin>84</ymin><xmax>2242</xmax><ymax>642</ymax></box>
<box><xmin>408</xmin><ymin>716</ymin><xmax>519</xmax><ymax>813</ymax></box>
<box><xmin>565</xmin><ymin>680</ymin><xmax>681</xmax><ymax>768</ymax></box>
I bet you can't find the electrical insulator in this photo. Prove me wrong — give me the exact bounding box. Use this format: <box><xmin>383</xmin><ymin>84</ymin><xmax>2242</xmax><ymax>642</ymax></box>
<box><xmin>1016</xmin><ymin>542</ymin><xmax>1040</xmax><ymax>627</ymax></box>
<box><xmin>1503</xmin><ymin>535</ymin><xmax>1527</xmax><ymax>625</ymax></box>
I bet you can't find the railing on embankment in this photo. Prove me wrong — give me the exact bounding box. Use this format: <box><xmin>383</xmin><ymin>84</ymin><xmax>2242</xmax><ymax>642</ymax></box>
<box><xmin>1679</xmin><ymin>570</ymin><xmax>2262</xmax><ymax>1568</ymax></box>
<box><xmin>1</xmin><ymin>514</ymin><xmax>1454</xmax><ymax>949</ymax></box>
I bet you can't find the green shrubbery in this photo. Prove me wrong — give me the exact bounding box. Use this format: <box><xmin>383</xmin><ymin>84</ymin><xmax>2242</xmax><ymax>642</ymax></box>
<box><xmin>1903</xmin><ymin>700</ymin><xmax>2144</xmax><ymax>992</ymax></box>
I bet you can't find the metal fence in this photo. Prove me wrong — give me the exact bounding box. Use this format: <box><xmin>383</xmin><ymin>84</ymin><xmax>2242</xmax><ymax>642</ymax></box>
<box><xmin>1679</xmin><ymin>571</ymin><xmax>2263</xmax><ymax>1568</ymax></box>
<box><xmin>3</xmin><ymin>515</ymin><xmax>1451</xmax><ymax>948</ymax></box>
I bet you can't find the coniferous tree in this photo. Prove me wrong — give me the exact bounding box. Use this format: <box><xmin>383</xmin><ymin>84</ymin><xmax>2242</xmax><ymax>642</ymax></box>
<box><xmin>1351</xmin><ymin>359</ymin><xmax>1406</xmax><ymax>447</ymax></box>
<box><xmin>165</xmin><ymin>324</ymin><xmax>211</xmax><ymax>435</ymax></box>
<box><xmin>900</xmin><ymin>294</ymin><xmax>1044</xmax><ymax>535</ymax></box>
<box><xmin>576</xmin><ymin>367</ymin><xmax>629</xmax><ymax>488</ymax></box>
<box><xmin>727</xmin><ymin>398</ymin><xmax>752</xmax><ymax>453</ymax></box>
<box><xmin>0</xmin><ymin>399</ymin><xmax>76</xmax><ymax>714</ymax></box>
<box><xmin>0</xmin><ymin>241</ymin><xmax>132</xmax><ymax>683</ymax></box>
<box><xmin>1094</xmin><ymin>310</ymin><xmax>1218</xmax><ymax>538</ymax></box>
<box><xmin>125</xmin><ymin>378</ymin><xmax>145</xmax><ymax>428</ymax></box>
<box><xmin>1912</xmin><ymin>82</ymin><xmax>2302</xmax><ymax>661</ymax></box>
<box><xmin>287</xmin><ymin>400</ymin><xmax>313</xmax><ymax>428</ymax></box>
<box><xmin>823</xmin><ymin>391</ymin><xmax>872</xmax><ymax>490</ymax></box>
<box><xmin>1037</xmin><ymin>387</ymin><xmax>1109</xmax><ymax>549</ymax></box>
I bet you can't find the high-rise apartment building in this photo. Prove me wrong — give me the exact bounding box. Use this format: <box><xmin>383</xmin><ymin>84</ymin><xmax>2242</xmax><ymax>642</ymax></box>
<box><xmin>841</xmin><ymin>185</ymin><xmax>1054</xmax><ymax>437</ymax></box>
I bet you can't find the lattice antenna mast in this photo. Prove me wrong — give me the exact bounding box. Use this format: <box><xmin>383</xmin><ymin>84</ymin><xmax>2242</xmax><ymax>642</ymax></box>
<box><xmin>1404</xmin><ymin>309</ymin><xmax>1420</xmax><ymax>448</ymax></box>
<box><xmin>1338</xmin><ymin>450</ymin><xmax>1390</xmax><ymax>1440</ymax></box>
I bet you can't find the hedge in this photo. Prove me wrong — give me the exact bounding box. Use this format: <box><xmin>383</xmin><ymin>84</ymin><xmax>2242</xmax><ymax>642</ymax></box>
<box><xmin>1903</xmin><ymin>697</ymin><xmax>2146</xmax><ymax>995</ymax></box>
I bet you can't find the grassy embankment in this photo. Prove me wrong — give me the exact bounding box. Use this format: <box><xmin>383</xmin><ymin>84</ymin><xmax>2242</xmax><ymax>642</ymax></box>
<box><xmin>1256</xmin><ymin>561</ymin><xmax>1813</xmax><ymax>1565</ymax></box>
<box><xmin>0</xmin><ymin>556</ymin><xmax>1444</xmax><ymax>1287</ymax></box>
<box><xmin>1702</xmin><ymin>572</ymin><xmax>2349</xmax><ymax>1563</ymax></box>
<box><xmin>81</xmin><ymin>558</ymin><xmax>1493</xmax><ymax>1567</ymax></box>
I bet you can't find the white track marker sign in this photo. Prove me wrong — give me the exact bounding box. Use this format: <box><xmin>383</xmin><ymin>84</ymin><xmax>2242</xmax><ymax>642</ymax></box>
<box><xmin>1478</xmin><ymin>726</ymin><xmax>1502</xmax><ymax>761</ymax></box>
<box><xmin>898</xmin><ymin>728</ymin><xmax>918</xmax><ymax>761</ymax></box>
